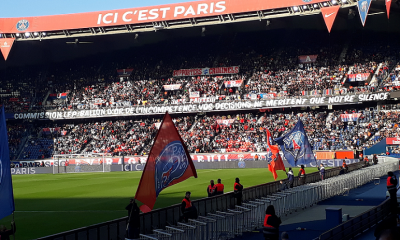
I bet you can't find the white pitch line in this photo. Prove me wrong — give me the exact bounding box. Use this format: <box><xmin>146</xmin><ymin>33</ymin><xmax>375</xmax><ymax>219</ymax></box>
<box><xmin>198</xmin><ymin>170</ymin><xmax>221</xmax><ymax>173</ymax></box>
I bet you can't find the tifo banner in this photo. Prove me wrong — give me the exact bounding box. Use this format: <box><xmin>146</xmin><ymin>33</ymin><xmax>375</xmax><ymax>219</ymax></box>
<box><xmin>348</xmin><ymin>73</ymin><xmax>370</xmax><ymax>82</ymax></box>
<box><xmin>173</xmin><ymin>66</ymin><xmax>239</xmax><ymax>77</ymax></box>
<box><xmin>189</xmin><ymin>91</ymin><xmax>200</xmax><ymax>98</ymax></box>
<box><xmin>0</xmin><ymin>1</ymin><xmax>333</xmax><ymax>34</ymax></box>
<box><xmin>0</xmin><ymin>107</ymin><xmax>15</xmax><ymax>220</ymax></box>
<box><xmin>320</xmin><ymin>6</ymin><xmax>340</xmax><ymax>33</ymax></box>
<box><xmin>298</xmin><ymin>55</ymin><xmax>318</xmax><ymax>63</ymax></box>
<box><xmin>386</xmin><ymin>138</ymin><xmax>400</xmax><ymax>145</ymax></box>
<box><xmin>116</xmin><ymin>69</ymin><xmax>133</xmax><ymax>77</ymax></box>
<box><xmin>340</xmin><ymin>113</ymin><xmax>362</xmax><ymax>122</ymax></box>
<box><xmin>163</xmin><ymin>84</ymin><xmax>181</xmax><ymax>91</ymax></box>
<box><xmin>11</xmin><ymin>92</ymin><xmax>390</xmax><ymax>120</ymax></box>
<box><xmin>224</xmin><ymin>80</ymin><xmax>243</xmax><ymax>88</ymax></box>
<box><xmin>357</xmin><ymin>0</ymin><xmax>372</xmax><ymax>27</ymax></box>
<box><xmin>216</xmin><ymin>119</ymin><xmax>235</xmax><ymax>126</ymax></box>
<box><xmin>0</xmin><ymin>38</ymin><xmax>15</xmax><ymax>61</ymax></box>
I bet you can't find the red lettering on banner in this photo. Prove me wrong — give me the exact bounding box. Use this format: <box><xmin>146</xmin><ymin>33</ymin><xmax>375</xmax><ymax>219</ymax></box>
<box><xmin>348</xmin><ymin>73</ymin><xmax>370</xmax><ymax>82</ymax></box>
<box><xmin>173</xmin><ymin>66</ymin><xmax>239</xmax><ymax>77</ymax></box>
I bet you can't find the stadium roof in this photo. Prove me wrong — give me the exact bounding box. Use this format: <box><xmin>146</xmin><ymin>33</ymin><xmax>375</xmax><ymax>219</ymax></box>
<box><xmin>0</xmin><ymin>0</ymin><xmax>361</xmax><ymax>41</ymax></box>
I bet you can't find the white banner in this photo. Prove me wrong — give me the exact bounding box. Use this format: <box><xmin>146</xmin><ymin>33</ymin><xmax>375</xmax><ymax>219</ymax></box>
<box><xmin>216</xmin><ymin>119</ymin><xmax>235</xmax><ymax>126</ymax></box>
<box><xmin>163</xmin><ymin>84</ymin><xmax>181</xmax><ymax>91</ymax></box>
<box><xmin>224</xmin><ymin>80</ymin><xmax>243</xmax><ymax>88</ymax></box>
<box><xmin>12</xmin><ymin>93</ymin><xmax>390</xmax><ymax>120</ymax></box>
<box><xmin>189</xmin><ymin>91</ymin><xmax>200</xmax><ymax>98</ymax></box>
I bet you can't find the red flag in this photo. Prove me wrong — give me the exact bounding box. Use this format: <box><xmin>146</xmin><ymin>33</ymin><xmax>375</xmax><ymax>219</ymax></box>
<box><xmin>320</xmin><ymin>6</ymin><xmax>340</xmax><ymax>33</ymax></box>
<box><xmin>135</xmin><ymin>112</ymin><xmax>197</xmax><ymax>213</ymax></box>
<box><xmin>0</xmin><ymin>38</ymin><xmax>15</xmax><ymax>61</ymax></box>
<box><xmin>386</xmin><ymin>0</ymin><xmax>392</xmax><ymax>19</ymax></box>
<box><xmin>266</xmin><ymin>129</ymin><xmax>286</xmax><ymax>180</ymax></box>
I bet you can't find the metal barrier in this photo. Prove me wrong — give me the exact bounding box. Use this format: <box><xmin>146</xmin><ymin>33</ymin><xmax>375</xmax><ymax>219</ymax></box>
<box><xmin>39</xmin><ymin>161</ymin><xmax>382</xmax><ymax>240</ymax></box>
<box><xmin>134</xmin><ymin>161</ymin><xmax>398</xmax><ymax>240</ymax></box>
<box><xmin>319</xmin><ymin>199</ymin><xmax>393</xmax><ymax>240</ymax></box>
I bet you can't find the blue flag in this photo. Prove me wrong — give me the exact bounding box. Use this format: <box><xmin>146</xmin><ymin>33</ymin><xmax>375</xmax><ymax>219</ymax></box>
<box><xmin>357</xmin><ymin>0</ymin><xmax>372</xmax><ymax>27</ymax></box>
<box><xmin>274</xmin><ymin>120</ymin><xmax>316</xmax><ymax>167</ymax></box>
<box><xmin>0</xmin><ymin>106</ymin><xmax>15</xmax><ymax>220</ymax></box>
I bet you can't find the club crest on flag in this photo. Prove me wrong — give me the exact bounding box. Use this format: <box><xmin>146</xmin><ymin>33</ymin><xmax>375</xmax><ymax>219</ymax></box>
<box><xmin>266</xmin><ymin>149</ymin><xmax>273</xmax><ymax>163</ymax></box>
<box><xmin>283</xmin><ymin>131</ymin><xmax>305</xmax><ymax>159</ymax></box>
<box><xmin>155</xmin><ymin>141</ymin><xmax>189</xmax><ymax>196</ymax></box>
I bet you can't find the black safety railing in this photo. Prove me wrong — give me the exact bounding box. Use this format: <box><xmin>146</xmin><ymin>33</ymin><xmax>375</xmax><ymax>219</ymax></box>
<box><xmin>319</xmin><ymin>198</ymin><xmax>393</xmax><ymax>240</ymax></box>
<box><xmin>37</xmin><ymin>162</ymin><xmax>364</xmax><ymax>240</ymax></box>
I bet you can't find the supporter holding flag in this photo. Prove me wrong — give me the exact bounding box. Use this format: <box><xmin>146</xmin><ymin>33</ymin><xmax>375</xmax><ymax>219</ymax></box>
<box><xmin>318</xmin><ymin>164</ymin><xmax>325</xmax><ymax>180</ymax></box>
<box><xmin>274</xmin><ymin>120</ymin><xmax>316</xmax><ymax>167</ymax></box>
<box><xmin>286</xmin><ymin>168</ymin><xmax>294</xmax><ymax>188</ymax></box>
<box><xmin>0</xmin><ymin>106</ymin><xmax>16</xmax><ymax>222</ymax></box>
<box><xmin>135</xmin><ymin>112</ymin><xmax>197</xmax><ymax>213</ymax></box>
<box><xmin>266</xmin><ymin>129</ymin><xmax>286</xmax><ymax>180</ymax></box>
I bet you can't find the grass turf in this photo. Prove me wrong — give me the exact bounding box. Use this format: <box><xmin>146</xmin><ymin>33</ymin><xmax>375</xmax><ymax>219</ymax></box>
<box><xmin>0</xmin><ymin>168</ymin><xmax>319</xmax><ymax>240</ymax></box>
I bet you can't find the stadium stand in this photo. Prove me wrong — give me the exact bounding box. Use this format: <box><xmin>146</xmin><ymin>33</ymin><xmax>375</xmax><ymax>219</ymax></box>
<box><xmin>1</xmin><ymin>27</ymin><xmax>400</xmax><ymax>159</ymax></box>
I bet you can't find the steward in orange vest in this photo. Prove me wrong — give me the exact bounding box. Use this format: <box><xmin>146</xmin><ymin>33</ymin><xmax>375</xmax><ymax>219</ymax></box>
<box><xmin>215</xmin><ymin>179</ymin><xmax>224</xmax><ymax>195</ymax></box>
<box><xmin>234</xmin><ymin>178</ymin><xmax>243</xmax><ymax>206</ymax></box>
<box><xmin>263</xmin><ymin>205</ymin><xmax>282</xmax><ymax>240</ymax></box>
<box><xmin>181</xmin><ymin>192</ymin><xmax>196</xmax><ymax>222</ymax></box>
<box><xmin>207</xmin><ymin>180</ymin><xmax>216</xmax><ymax>197</ymax></box>
<box><xmin>387</xmin><ymin>172</ymin><xmax>398</xmax><ymax>211</ymax></box>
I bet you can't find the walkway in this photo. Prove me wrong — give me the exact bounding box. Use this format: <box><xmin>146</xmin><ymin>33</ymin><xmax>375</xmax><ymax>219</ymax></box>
<box><xmin>232</xmin><ymin>172</ymin><xmax>399</xmax><ymax>240</ymax></box>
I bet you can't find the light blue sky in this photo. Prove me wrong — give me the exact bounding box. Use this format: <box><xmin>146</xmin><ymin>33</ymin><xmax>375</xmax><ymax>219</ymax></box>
<box><xmin>0</xmin><ymin>0</ymin><xmax>199</xmax><ymax>18</ymax></box>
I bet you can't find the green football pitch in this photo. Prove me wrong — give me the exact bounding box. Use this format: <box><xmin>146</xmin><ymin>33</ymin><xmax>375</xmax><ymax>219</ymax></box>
<box><xmin>0</xmin><ymin>168</ymin><xmax>319</xmax><ymax>240</ymax></box>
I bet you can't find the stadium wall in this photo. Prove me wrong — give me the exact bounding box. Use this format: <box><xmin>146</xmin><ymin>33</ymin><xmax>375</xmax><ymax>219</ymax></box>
<box><xmin>11</xmin><ymin>158</ymin><xmax>360</xmax><ymax>175</ymax></box>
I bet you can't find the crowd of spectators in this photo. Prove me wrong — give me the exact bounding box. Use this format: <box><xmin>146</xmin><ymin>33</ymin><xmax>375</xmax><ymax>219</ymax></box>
<box><xmin>7</xmin><ymin>106</ymin><xmax>400</xmax><ymax>159</ymax></box>
<box><xmin>2</xmin><ymin>30</ymin><xmax>399</xmax><ymax>113</ymax></box>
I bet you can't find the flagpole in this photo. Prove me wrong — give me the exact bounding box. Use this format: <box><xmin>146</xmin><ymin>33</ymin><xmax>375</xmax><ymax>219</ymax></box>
<box><xmin>12</xmin><ymin>212</ymin><xmax>15</xmax><ymax>240</ymax></box>
<box><xmin>126</xmin><ymin>199</ymin><xmax>134</xmax><ymax>234</ymax></box>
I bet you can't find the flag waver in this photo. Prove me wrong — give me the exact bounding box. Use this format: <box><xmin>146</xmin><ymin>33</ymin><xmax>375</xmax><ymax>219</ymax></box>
<box><xmin>266</xmin><ymin>129</ymin><xmax>286</xmax><ymax>180</ymax></box>
<box><xmin>274</xmin><ymin>120</ymin><xmax>316</xmax><ymax>167</ymax></box>
<box><xmin>135</xmin><ymin>112</ymin><xmax>197</xmax><ymax>213</ymax></box>
<box><xmin>0</xmin><ymin>107</ymin><xmax>15</xmax><ymax>220</ymax></box>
